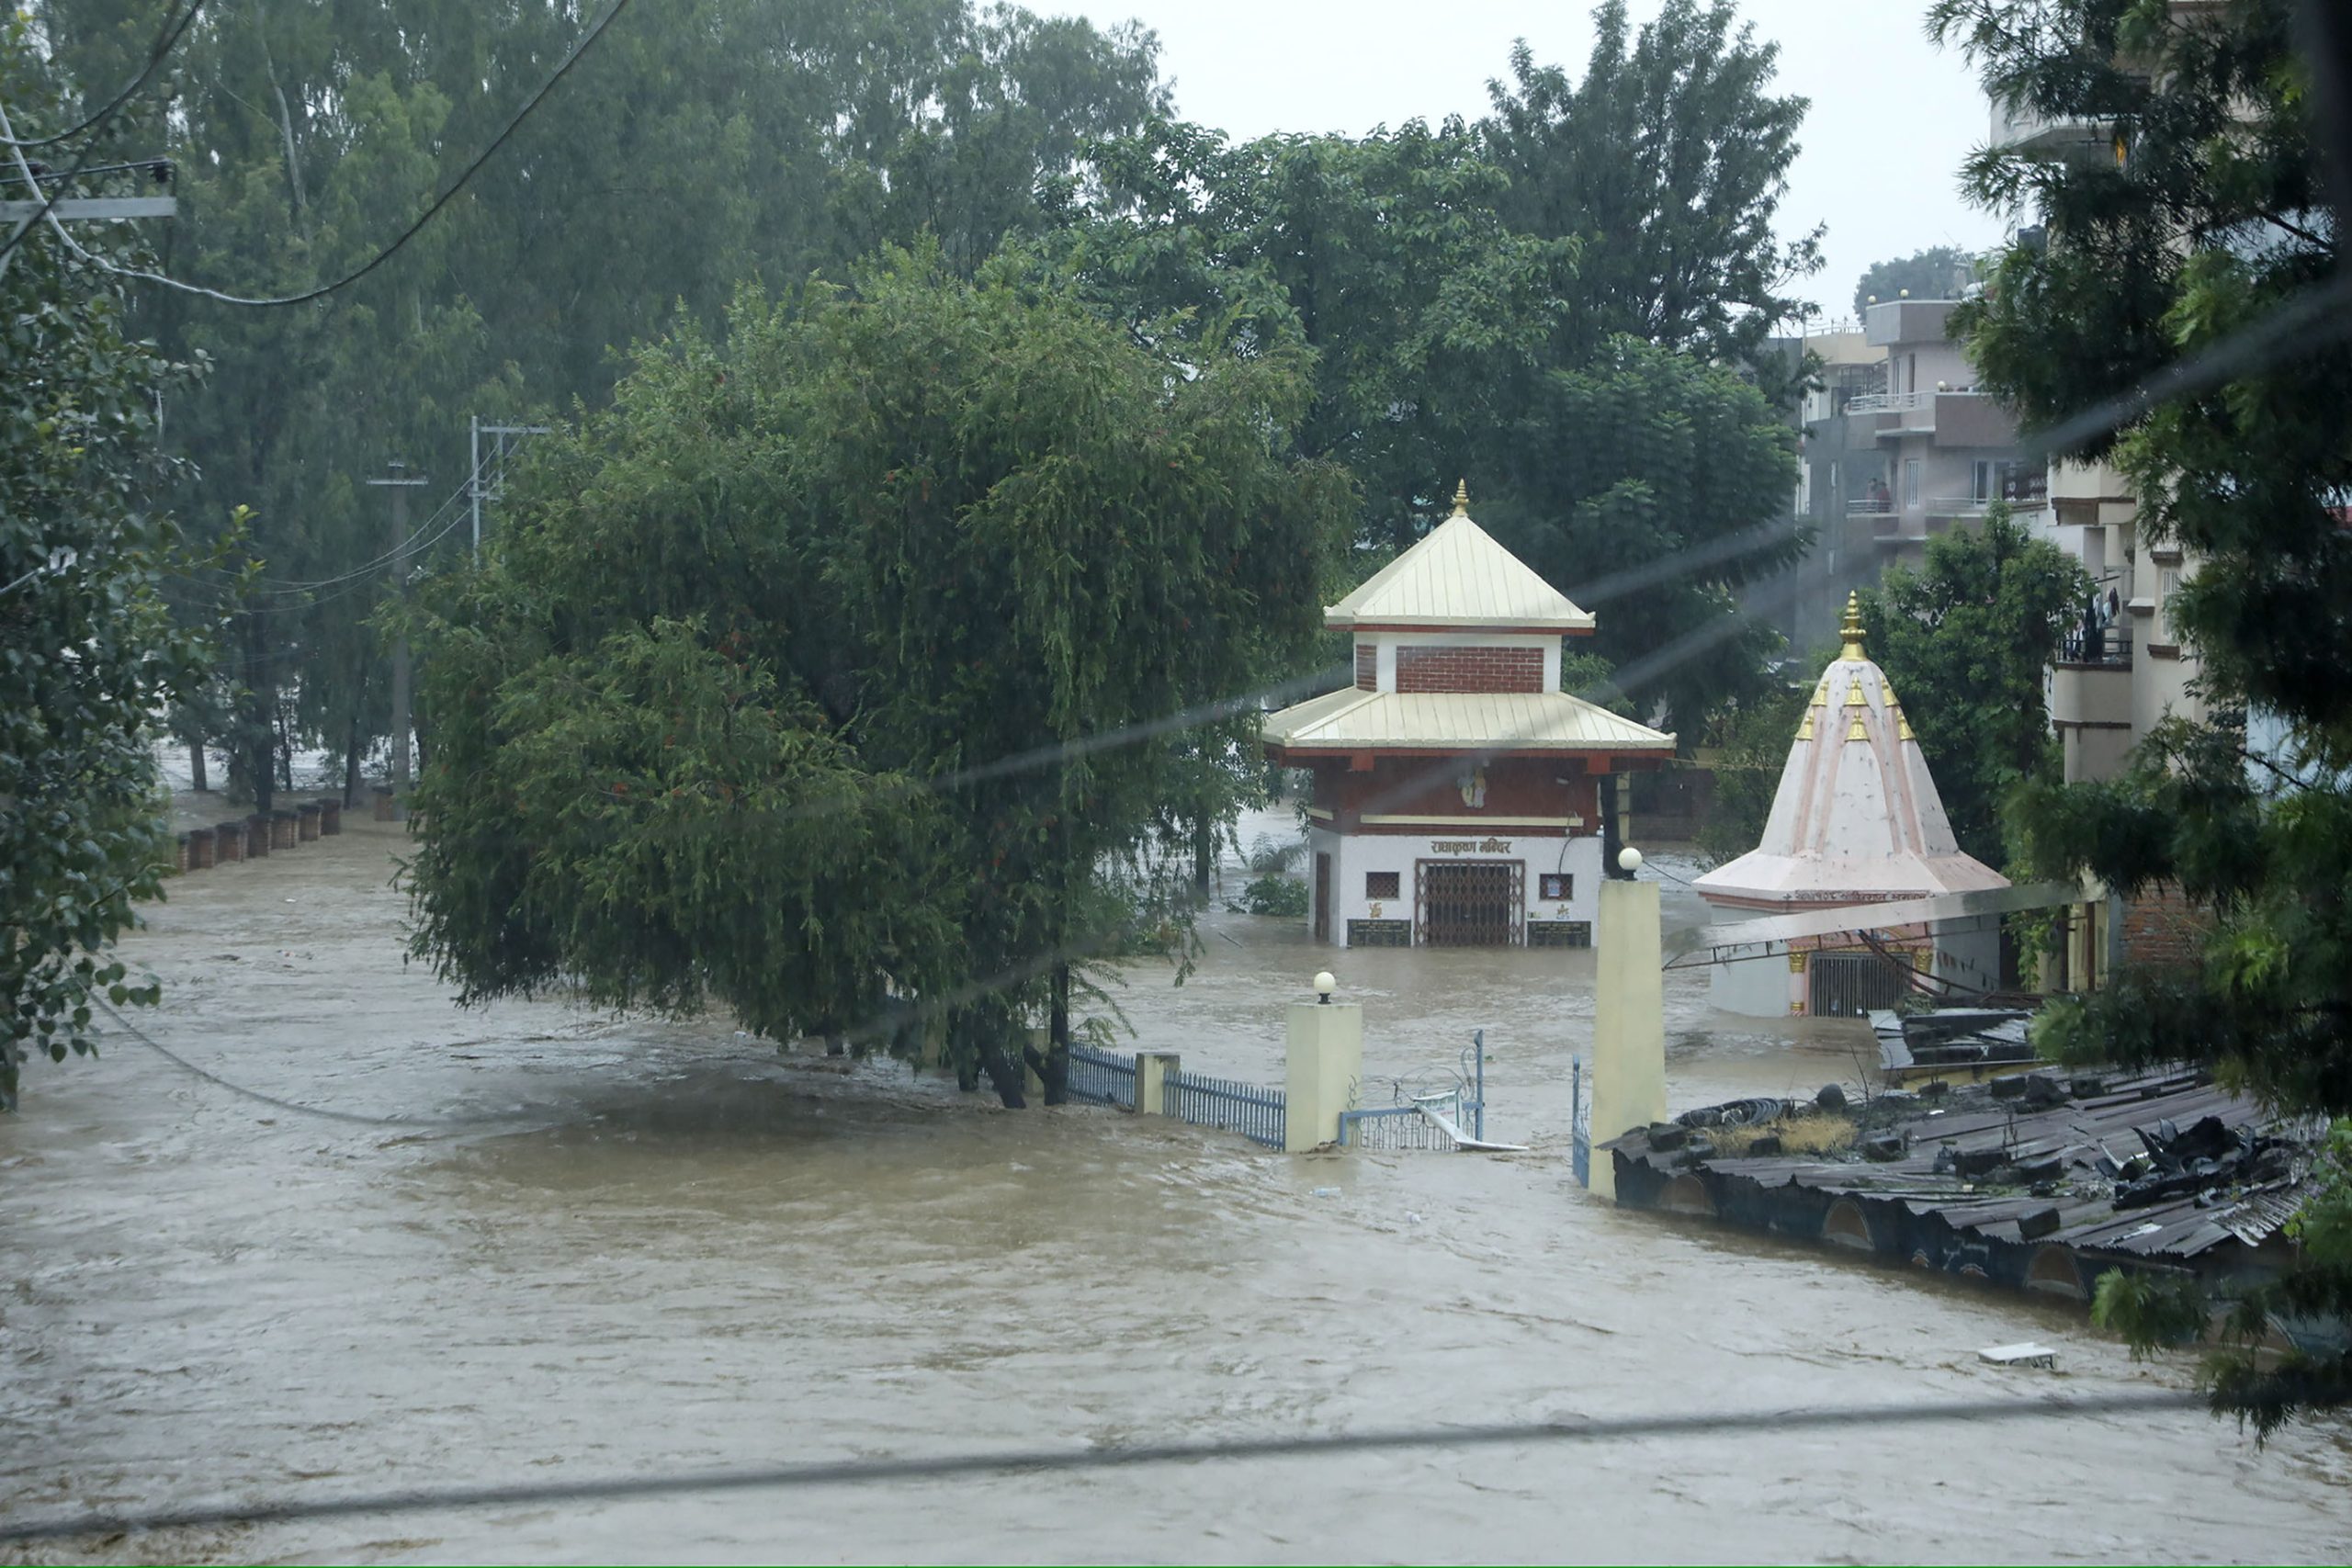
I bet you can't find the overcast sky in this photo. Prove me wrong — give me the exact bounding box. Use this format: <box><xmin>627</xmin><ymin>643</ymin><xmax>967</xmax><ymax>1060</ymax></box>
<box><xmin>1076</xmin><ymin>0</ymin><xmax>2008</xmax><ymax>329</ymax></box>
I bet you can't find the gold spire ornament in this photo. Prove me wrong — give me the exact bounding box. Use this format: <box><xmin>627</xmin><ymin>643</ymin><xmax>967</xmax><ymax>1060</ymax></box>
<box><xmin>1898</xmin><ymin>714</ymin><xmax>1917</xmax><ymax>741</ymax></box>
<box><xmin>1451</xmin><ymin>479</ymin><xmax>1471</xmax><ymax>517</ymax></box>
<box><xmin>1847</xmin><ymin>716</ymin><xmax>1870</xmax><ymax>741</ymax></box>
<box><xmin>1839</xmin><ymin>591</ymin><xmax>1867</xmax><ymax>661</ymax></box>
<box><xmin>1845</xmin><ymin>682</ymin><xmax>1865</xmax><ymax>707</ymax></box>
<box><xmin>1796</xmin><ymin>711</ymin><xmax>1815</xmax><ymax>740</ymax></box>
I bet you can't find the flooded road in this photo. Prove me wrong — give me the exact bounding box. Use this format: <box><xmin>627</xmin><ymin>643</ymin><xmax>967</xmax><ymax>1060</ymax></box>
<box><xmin>3</xmin><ymin>808</ymin><xmax>2346</xmax><ymax>1562</ymax></box>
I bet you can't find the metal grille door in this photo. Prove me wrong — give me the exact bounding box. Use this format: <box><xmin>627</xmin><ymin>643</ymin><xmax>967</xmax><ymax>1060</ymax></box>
<box><xmin>1811</xmin><ymin>952</ymin><xmax>1912</xmax><ymax>1017</ymax></box>
<box><xmin>1417</xmin><ymin>861</ymin><xmax>1521</xmax><ymax>946</ymax></box>
<box><xmin>1313</xmin><ymin>852</ymin><xmax>1331</xmax><ymax>942</ymax></box>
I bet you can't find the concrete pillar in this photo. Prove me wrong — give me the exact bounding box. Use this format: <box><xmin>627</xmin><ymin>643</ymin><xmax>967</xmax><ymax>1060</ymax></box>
<box><xmin>1136</xmin><ymin>1051</ymin><xmax>1179</xmax><ymax>1115</ymax></box>
<box><xmin>1283</xmin><ymin>1000</ymin><xmax>1363</xmax><ymax>1152</ymax></box>
<box><xmin>1590</xmin><ymin>867</ymin><xmax>1667</xmax><ymax>1200</ymax></box>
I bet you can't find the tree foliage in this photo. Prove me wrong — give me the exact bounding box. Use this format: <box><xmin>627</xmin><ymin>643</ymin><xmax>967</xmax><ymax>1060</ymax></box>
<box><xmin>31</xmin><ymin>0</ymin><xmax>1169</xmax><ymax>804</ymax></box>
<box><xmin>1934</xmin><ymin>0</ymin><xmax>2351</xmax><ymax>1435</ymax></box>
<box><xmin>405</xmin><ymin>253</ymin><xmax>1351</xmax><ymax>1104</ymax></box>
<box><xmin>1852</xmin><ymin>243</ymin><xmax>1981</xmax><ymax>315</ymax></box>
<box><xmin>1860</xmin><ymin>507</ymin><xmax>2086</xmax><ymax>865</ymax></box>
<box><xmin>1482</xmin><ymin>0</ymin><xmax>1822</xmax><ymax>376</ymax></box>
<box><xmin>1</xmin><ymin>22</ymin><xmax>223</xmax><ymax>1107</ymax></box>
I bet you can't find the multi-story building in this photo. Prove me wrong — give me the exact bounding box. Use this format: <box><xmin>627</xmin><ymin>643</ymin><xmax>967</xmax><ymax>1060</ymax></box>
<box><xmin>1761</xmin><ymin>304</ymin><xmax>2039</xmax><ymax>656</ymax></box>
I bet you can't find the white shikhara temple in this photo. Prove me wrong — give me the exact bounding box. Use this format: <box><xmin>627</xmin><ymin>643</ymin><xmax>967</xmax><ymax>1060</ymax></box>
<box><xmin>1261</xmin><ymin>484</ymin><xmax>1677</xmax><ymax>949</ymax></box>
<box><xmin>1694</xmin><ymin>593</ymin><xmax>2009</xmax><ymax>1017</ymax></box>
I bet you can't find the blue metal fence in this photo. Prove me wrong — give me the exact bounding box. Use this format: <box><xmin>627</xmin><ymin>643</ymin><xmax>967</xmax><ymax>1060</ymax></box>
<box><xmin>1164</xmin><ymin>1066</ymin><xmax>1285</xmax><ymax>1148</ymax></box>
<box><xmin>1067</xmin><ymin>1043</ymin><xmax>1137</xmax><ymax>1111</ymax></box>
<box><xmin>1339</xmin><ymin>1097</ymin><xmax>1462</xmax><ymax>1150</ymax></box>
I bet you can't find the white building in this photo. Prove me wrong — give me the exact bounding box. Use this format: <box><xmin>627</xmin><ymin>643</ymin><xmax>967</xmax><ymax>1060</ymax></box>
<box><xmin>1261</xmin><ymin>485</ymin><xmax>1677</xmax><ymax>949</ymax></box>
<box><xmin>1693</xmin><ymin>595</ymin><xmax>2009</xmax><ymax>1017</ymax></box>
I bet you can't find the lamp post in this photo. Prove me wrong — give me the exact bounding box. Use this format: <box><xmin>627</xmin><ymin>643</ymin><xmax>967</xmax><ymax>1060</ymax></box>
<box><xmin>1314</xmin><ymin>970</ymin><xmax>1336</xmax><ymax>1005</ymax></box>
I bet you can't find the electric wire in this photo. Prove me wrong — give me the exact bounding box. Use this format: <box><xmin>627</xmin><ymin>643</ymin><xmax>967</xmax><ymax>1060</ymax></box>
<box><xmin>8</xmin><ymin>0</ymin><xmax>636</xmax><ymax>307</ymax></box>
<box><xmin>0</xmin><ymin>1390</ymin><xmax>2209</xmax><ymax>1544</ymax></box>
<box><xmin>0</xmin><ymin>0</ymin><xmax>207</xmax><ymax>148</ymax></box>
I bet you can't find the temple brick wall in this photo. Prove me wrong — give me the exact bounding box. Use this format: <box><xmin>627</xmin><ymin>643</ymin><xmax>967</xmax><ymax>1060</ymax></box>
<box><xmin>1396</xmin><ymin>646</ymin><xmax>1545</xmax><ymax>694</ymax></box>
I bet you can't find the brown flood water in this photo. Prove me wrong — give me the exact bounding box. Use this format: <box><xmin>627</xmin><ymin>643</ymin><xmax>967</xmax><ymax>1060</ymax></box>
<box><xmin>2</xmin><ymin>807</ymin><xmax>2347</xmax><ymax>1563</ymax></box>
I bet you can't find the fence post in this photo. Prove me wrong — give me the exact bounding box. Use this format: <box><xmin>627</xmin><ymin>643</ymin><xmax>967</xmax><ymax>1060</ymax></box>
<box><xmin>1590</xmin><ymin>848</ymin><xmax>1667</xmax><ymax>1199</ymax></box>
<box><xmin>1135</xmin><ymin>1052</ymin><xmax>1178</xmax><ymax>1116</ymax></box>
<box><xmin>1283</xmin><ymin>989</ymin><xmax>1363</xmax><ymax>1153</ymax></box>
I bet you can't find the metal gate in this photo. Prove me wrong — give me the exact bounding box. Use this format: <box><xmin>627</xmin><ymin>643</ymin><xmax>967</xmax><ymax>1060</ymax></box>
<box><xmin>1416</xmin><ymin>861</ymin><xmax>1521</xmax><ymax>946</ymax></box>
<box><xmin>1812</xmin><ymin>951</ymin><xmax>1913</xmax><ymax>1018</ymax></box>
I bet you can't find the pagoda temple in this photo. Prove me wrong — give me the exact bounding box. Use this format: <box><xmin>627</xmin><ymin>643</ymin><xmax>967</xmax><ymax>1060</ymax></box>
<box><xmin>1261</xmin><ymin>483</ymin><xmax>1677</xmax><ymax>949</ymax></box>
<box><xmin>1693</xmin><ymin>593</ymin><xmax>2008</xmax><ymax>1017</ymax></box>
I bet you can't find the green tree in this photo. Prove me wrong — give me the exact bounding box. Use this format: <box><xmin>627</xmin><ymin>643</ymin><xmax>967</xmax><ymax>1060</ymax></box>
<box><xmin>1859</xmin><ymin>507</ymin><xmax>2086</xmax><ymax>865</ymax></box>
<box><xmin>1481</xmin><ymin>0</ymin><xmax>1822</xmax><ymax>376</ymax></box>
<box><xmin>1853</xmin><ymin>243</ymin><xmax>1981</xmax><ymax>316</ymax></box>
<box><xmin>406</xmin><ymin>253</ymin><xmax>1351</xmax><ymax>1106</ymax></box>
<box><xmin>1696</xmin><ymin>676</ymin><xmax>1809</xmax><ymax>867</ymax></box>
<box><xmin>1934</xmin><ymin>0</ymin><xmax>2352</xmax><ymax>1433</ymax></box>
<box><xmin>1</xmin><ymin>22</ymin><xmax>224</xmax><ymax>1107</ymax></box>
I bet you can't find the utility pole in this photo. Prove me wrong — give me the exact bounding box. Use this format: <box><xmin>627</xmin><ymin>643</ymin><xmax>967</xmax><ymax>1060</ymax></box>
<box><xmin>365</xmin><ymin>459</ymin><xmax>428</xmax><ymax>812</ymax></box>
<box><xmin>469</xmin><ymin>416</ymin><xmax>550</xmax><ymax>560</ymax></box>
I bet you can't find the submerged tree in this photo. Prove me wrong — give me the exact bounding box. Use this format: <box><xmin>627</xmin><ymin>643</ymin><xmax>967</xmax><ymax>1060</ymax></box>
<box><xmin>1933</xmin><ymin>0</ymin><xmax>2352</xmax><ymax>1434</ymax></box>
<box><xmin>406</xmin><ymin>252</ymin><xmax>1351</xmax><ymax>1105</ymax></box>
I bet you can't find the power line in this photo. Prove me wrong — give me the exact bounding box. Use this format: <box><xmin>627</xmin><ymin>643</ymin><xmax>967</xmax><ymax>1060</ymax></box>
<box><xmin>90</xmin><ymin>998</ymin><xmax>515</xmax><ymax>1130</ymax></box>
<box><xmin>0</xmin><ymin>0</ymin><xmax>207</xmax><ymax>148</ymax></box>
<box><xmin>0</xmin><ymin>1390</ymin><xmax>2207</xmax><ymax>1545</ymax></box>
<box><xmin>15</xmin><ymin>0</ymin><xmax>636</xmax><ymax>308</ymax></box>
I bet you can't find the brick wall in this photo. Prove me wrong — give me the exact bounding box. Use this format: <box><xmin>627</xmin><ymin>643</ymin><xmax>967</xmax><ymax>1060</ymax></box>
<box><xmin>1396</xmin><ymin>645</ymin><xmax>1544</xmax><ymax>694</ymax></box>
<box><xmin>1355</xmin><ymin>641</ymin><xmax>1376</xmax><ymax>689</ymax></box>
<box><xmin>2122</xmin><ymin>883</ymin><xmax>2211</xmax><ymax>973</ymax></box>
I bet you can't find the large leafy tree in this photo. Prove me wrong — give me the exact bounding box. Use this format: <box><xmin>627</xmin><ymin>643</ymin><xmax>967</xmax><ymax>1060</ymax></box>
<box><xmin>1933</xmin><ymin>0</ymin><xmax>2352</xmax><ymax>1433</ymax></box>
<box><xmin>406</xmin><ymin>253</ymin><xmax>1351</xmax><ymax>1105</ymax></box>
<box><xmin>32</xmin><ymin>0</ymin><xmax>1169</xmax><ymax>807</ymax></box>
<box><xmin>1860</xmin><ymin>508</ymin><xmax>2086</xmax><ymax>865</ymax></box>
<box><xmin>1</xmin><ymin>22</ymin><xmax>223</xmax><ymax>1107</ymax></box>
<box><xmin>1481</xmin><ymin>0</ymin><xmax>1822</xmax><ymax>377</ymax></box>
<box><xmin>1853</xmin><ymin>243</ymin><xmax>1981</xmax><ymax>315</ymax></box>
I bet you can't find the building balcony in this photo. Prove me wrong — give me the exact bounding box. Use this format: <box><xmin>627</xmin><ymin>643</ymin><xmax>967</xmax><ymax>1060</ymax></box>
<box><xmin>1846</xmin><ymin>498</ymin><xmax>1894</xmax><ymax>518</ymax></box>
<box><xmin>1845</xmin><ymin>391</ymin><xmax>1929</xmax><ymax>416</ymax></box>
<box><xmin>2059</xmin><ymin>624</ymin><xmax>2132</xmax><ymax>669</ymax></box>
<box><xmin>1992</xmin><ymin>102</ymin><xmax>2116</xmax><ymax>164</ymax></box>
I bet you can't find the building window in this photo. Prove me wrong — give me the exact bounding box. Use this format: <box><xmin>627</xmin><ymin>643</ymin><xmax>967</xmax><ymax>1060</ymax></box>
<box><xmin>1539</xmin><ymin>873</ymin><xmax>1573</xmax><ymax>901</ymax></box>
<box><xmin>1972</xmin><ymin>459</ymin><xmax>1993</xmax><ymax>503</ymax></box>
<box><xmin>1904</xmin><ymin>458</ymin><xmax>1921</xmax><ymax>508</ymax></box>
<box><xmin>1365</xmin><ymin>871</ymin><xmax>1400</xmax><ymax>899</ymax></box>
<box><xmin>2158</xmin><ymin>566</ymin><xmax>2182</xmax><ymax>642</ymax></box>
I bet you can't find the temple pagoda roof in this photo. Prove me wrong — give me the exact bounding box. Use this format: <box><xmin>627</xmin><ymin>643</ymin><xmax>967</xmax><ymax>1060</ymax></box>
<box><xmin>1263</xmin><ymin>686</ymin><xmax>1674</xmax><ymax>760</ymax></box>
<box><xmin>1694</xmin><ymin>593</ymin><xmax>2008</xmax><ymax>908</ymax></box>
<box><xmin>1326</xmin><ymin>484</ymin><xmax>1597</xmax><ymax>634</ymax></box>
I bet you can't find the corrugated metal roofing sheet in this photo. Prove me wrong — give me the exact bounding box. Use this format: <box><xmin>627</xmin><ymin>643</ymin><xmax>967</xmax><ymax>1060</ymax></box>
<box><xmin>1325</xmin><ymin>514</ymin><xmax>1597</xmax><ymax>630</ymax></box>
<box><xmin>1611</xmin><ymin>1068</ymin><xmax>2311</xmax><ymax>1263</ymax></box>
<box><xmin>1261</xmin><ymin>687</ymin><xmax>1675</xmax><ymax>753</ymax></box>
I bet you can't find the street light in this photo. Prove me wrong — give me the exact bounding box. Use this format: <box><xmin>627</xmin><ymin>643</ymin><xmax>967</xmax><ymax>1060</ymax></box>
<box><xmin>1618</xmin><ymin>846</ymin><xmax>1644</xmax><ymax>874</ymax></box>
<box><xmin>1314</xmin><ymin>970</ymin><xmax>1336</xmax><ymax>1005</ymax></box>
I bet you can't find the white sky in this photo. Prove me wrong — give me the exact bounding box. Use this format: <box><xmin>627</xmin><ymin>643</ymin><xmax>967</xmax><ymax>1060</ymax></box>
<box><xmin>1073</xmin><ymin>0</ymin><xmax>2008</xmax><ymax>328</ymax></box>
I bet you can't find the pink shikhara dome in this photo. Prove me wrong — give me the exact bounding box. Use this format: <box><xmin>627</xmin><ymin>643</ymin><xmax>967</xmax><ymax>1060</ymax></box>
<box><xmin>1694</xmin><ymin>593</ymin><xmax>2008</xmax><ymax>909</ymax></box>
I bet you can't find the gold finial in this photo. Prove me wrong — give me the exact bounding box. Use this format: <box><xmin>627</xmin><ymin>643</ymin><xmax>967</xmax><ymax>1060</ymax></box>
<box><xmin>1796</xmin><ymin>712</ymin><xmax>1815</xmax><ymax>741</ymax></box>
<box><xmin>1898</xmin><ymin>714</ymin><xmax>1917</xmax><ymax>741</ymax></box>
<box><xmin>1451</xmin><ymin>479</ymin><xmax>1471</xmax><ymax>517</ymax></box>
<box><xmin>1839</xmin><ymin>591</ymin><xmax>1867</xmax><ymax>661</ymax></box>
<box><xmin>1847</xmin><ymin>716</ymin><xmax>1870</xmax><ymax>741</ymax></box>
<box><xmin>1845</xmin><ymin>681</ymin><xmax>1865</xmax><ymax>707</ymax></box>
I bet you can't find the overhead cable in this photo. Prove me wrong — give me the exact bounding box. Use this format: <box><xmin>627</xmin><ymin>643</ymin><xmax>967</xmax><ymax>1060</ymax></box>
<box><xmin>0</xmin><ymin>1390</ymin><xmax>2207</xmax><ymax>1544</ymax></box>
<box><xmin>13</xmin><ymin>0</ymin><xmax>636</xmax><ymax>308</ymax></box>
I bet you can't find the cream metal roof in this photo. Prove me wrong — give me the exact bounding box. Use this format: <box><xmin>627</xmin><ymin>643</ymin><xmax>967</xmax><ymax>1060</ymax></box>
<box><xmin>1326</xmin><ymin>495</ymin><xmax>1596</xmax><ymax>632</ymax></box>
<box><xmin>1694</xmin><ymin>594</ymin><xmax>2008</xmax><ymax>908</ymax></box>
<box><xmin>1261</xmin><ymin>685</ymin><xmax>1674</xmax><ymax>755</ymax></box>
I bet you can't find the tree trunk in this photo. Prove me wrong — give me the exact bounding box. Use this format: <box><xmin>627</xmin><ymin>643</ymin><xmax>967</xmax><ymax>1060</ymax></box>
<box><xmin>343</xmin><ymin>710</ymin><xmax>362</xmax><ymax>808</ymax></box>
<box><xmin>1192</xmin><ymin>818</ymin><xmax>1214</xmax><ymax>902</ymax></box>
<box><xmin>244</xmin><ymin>613</ymin><xmax>274</xmax><ymax>815</ymax></box>
<box><xmin>187</xmin><ymin>740</ymin><xmax>207</xmax><ymax>795</ymax></box>
<box><xmin>1041</xmin><ymin>962</ymin><xmax>1071</xmax><ymax>1105</ymax></box>
<box><xmin>276</xmin><ymin>701</ymin><xmax>293</xmax><ymax>791</ymax></box>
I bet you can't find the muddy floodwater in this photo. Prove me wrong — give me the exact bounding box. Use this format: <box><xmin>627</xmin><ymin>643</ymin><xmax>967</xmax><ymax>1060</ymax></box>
<box><xmin>4</xmin><ymin>807</ymin><xmax>2347</xmax><ymax>1563</ymax></box>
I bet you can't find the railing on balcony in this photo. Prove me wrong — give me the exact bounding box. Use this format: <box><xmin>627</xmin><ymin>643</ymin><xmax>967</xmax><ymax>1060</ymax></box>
<box><xmin>1845</xmin><ymin>390</ymin><xmax>1930</xmax><ymax>415</ymax></box>
<box><xmin>1846</xmin><ymin>498</ymin><xmax>1893</xmax><ymax>517</ymax></box>
<box><xmin>2059</xmin><ymin>623</ymin><xmax>2132</xmax><ymax>668</ymax></box>
<box><xmin>1928</xmin><ymin>496</ymin><xmax>1994</xmax><ymax>518</ymax></box>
